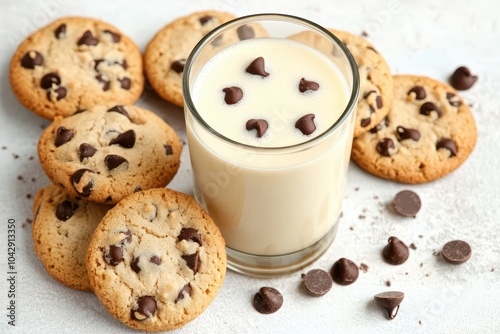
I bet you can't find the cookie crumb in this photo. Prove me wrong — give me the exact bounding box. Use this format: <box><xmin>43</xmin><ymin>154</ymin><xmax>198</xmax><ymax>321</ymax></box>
<box><xmin>29</xmin><ymin>156</ymin><xmax>34</xmax><ymax>160</ymax></box>
<box><xmin>17</xmin><ymin>175</ymin><xmax>24</xmax><ymax>181</ymax></box>
<box><xmin>409</xmin><ymin>243</ymin><xmax>417</xmax><ymax>250</ymax></box>
<box><xmin>361</xmin><ymin>31</ymin><xmax>369</xmax><ymax>37</ymax></box>
<box><xmin>1</xmin><ymin>146</ymin><xmax>6</xmax><ymax>150</ymax></box>
<box><xmin>26</xmin><ymin>218</ymin><xmax>32</xmax><ymax>225</ymax></box>
<box><xmin>13</xmin><ymin>154</ymin><xmax>19</xmax><ymax>159</ymax></box>
<box><xmin>358</xmin><ymin>214</ymin><xmax>366</xmax><ymax>219</ymax></box>
<box><xmin>419</xmin><ymin>320</ymin><xmax>422</xmax><ymax>325</ymax></box>
<box><xmin>359</xmin><ymin>263</ymin><xmax>369</xmax><ymax>273</ymax></box>
<box><xmin>386</xmin><ymin>280</ymin><xmax>391</xmax><ymax>287</ymax></box>
<box><xmin>355</xmin><ymin>187</ymin><xmax>360</xmax><ymax>191</ymax></box>
<box><xmin>420</xmin><ymin>262</ymin><xmax>424</xmax><ymax>268</ymax></box>
<box><xmin>492</xmin><ymin>268</ymin><xmax>495</xmax><ymax>272</ymax></box>
<box><xmin>419</xmin><ymin>234</ymin><xmax>424</xmax><ymax>238</ymax></box>
<box><xmin>26</xmin><ymin>194</ymin><xmax>32</xmax><ymax>199</ymax></box>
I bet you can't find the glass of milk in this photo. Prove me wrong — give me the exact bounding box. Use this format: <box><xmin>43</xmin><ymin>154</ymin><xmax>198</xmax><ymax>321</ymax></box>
<box><xmin>183</xmin><ymin>14</ymin><xmax>359</xmax><ymax>276</ymax></box>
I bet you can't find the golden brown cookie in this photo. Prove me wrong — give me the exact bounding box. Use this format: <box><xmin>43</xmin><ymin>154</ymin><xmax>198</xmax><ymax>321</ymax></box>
<box><xmin>10</xmin><ymin>16</ymin><xmax>144</xmax><ymax>120</ymax></box>
<box><xmin>351</xmin><ymin>75</ymin><xmax>477</xmax><ymax>183</ymax></box>
<box><xmin>37</xmin><ymin>104</ymin><xmax>182</xmax><ymax>204</ymax></box>
<box><xmin>86</xmin><ymin>188</ymin><xmax>227</xmax><ymax>332</ymax></box>
<box><xmin>32</xmin><ymin>184</ymin><xmax>111</xmax><ymax>291</ymax></box>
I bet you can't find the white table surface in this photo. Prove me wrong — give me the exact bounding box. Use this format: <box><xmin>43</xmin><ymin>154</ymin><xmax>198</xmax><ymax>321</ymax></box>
<box><xmin>1</xmin><ymin>0</ymin><xmax>499</xmax><ymax>333</ymax></box>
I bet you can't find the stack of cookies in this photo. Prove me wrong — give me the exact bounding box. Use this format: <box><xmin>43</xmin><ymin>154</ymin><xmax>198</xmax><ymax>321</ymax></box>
<box><xmin>11</xmin><ymin>14</ymin><xmax>227</xmax><ymax>332</ymax></box>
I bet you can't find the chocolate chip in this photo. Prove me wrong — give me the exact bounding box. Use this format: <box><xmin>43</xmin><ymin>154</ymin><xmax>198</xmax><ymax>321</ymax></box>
<box><xmin>199</xmin><ymin>15</ymin><xmax>213</xmax><ymax>25</ymax></box>
<box><xmin>55</xmin><ymin>201</ymin><xmax>78</xmax><ymax>221</ymax></box>
<box><xmin>302</xmin><ymin>269</ymin><xmax>333</xmax><ymax>296</ymax></box>
<box><xmin>392</xmin><ymin>190</ymin><xmax>421</xmax><ymax>217</ymax></box>
<box><xmin>382</xmin><ymin>236</ymin><xmax>409</xmax><ymax>265</ymax></box>
<box><xmin>246</xmin><ymin>119</ymin><xmax>268</xmax><ymax>138</ymax></box>
<box><xmin>77</xmin><ymin>30</ymin><xmax>98</xmax><ymax>46</ymax></box>
<box><xmin>131</xmin><ymin>296</ymin><xmax>156</xmax><ymax>321</ymax></box>
<box><xmin>123</xmin><ymin>230</ymin><xmax>133</xmax><ymax>243</ymax></box>
<box><xmin>171</xmin><ymin>59</ymin><xmax>186</xmax><ymax>73</ymax></box>
<box><xmin>436</xmin><ymin>138</ymin><xmax>457</xmax><ymax>157</ymax></box>
<box><xmin>299</xmin><ymin>78</ymin><xmax>320</xmax><ymax>93</ymax></box>
<box><xmin>360</xmin><ymin>117</ymin><xmax>371</xmax><ymax>128</ymax></box>
<box><xmin>21</xmin><ymin>51</ymin><xmax>43</xmax><ymax>69</ymax></box>
<box><xmin>331</xmin><ymin>258</ymin><xmax>359</xmax><ymax>285</ymax></box>
<box><xmin>407</xmin><ymin>86</ymin><xmax>426</xmax><ymax>100</ymax></box>
<box><xmin>118</xmin><ymin>77</ymin><xmax>131</xmax><ymax>90</ymax></box>
<box><xmin>396</xmin><ymin>126</ymin><xmax>420</xmax><ymax>142</ymax></box>
<box><xmin>370</xmin><ymin>117</ymin><xmax>388</xmax><ymax>133</ymax></box>
<box><xmin>109</xmin><ymin>130</ymin><xmax>136</xmax><ymax>148</ymax></box>
<box><xmin>105</xmin><ymin>154</ymin><xmax>128</xmax><ymax>170</ymax></box>
<box><xmin>131</xmin><ymin>256</ymin><xmax>141</xmax><ymax>273</ymax></box>
<box><xmin>237</xmin><ymin>25</ymin><xmax>254</xmax><ymax>40</ymax></box>
<box><xmin>178</xmin><ymin>228</ymin><xmax>202</xmax><ymax>246</ymax></box>
<box><xmin>182</xmin><ymin>252</ymin><xmax>200</xmax><ymax>274</ymax></box>
<box><xmin>446</xmin><ymin>92</ymin><xmax>462</xmax><ymax>108</ymax></box>
<box><xmin>107</xmin><ymin>105</ymin><xmax>130</xmax><ymax>119</ymax></box>
<box><xmin>47</xmin><ymin>86</ymin><xmax>67</xmax><ymax>101</ymax></box>
<box><xmin>103</xmin><ymin>29</ymin><xmax>121</xmax><ymax>43</ymax></box>
<box><xmin>442</xmin><ymin>240</ymin><xmax>472</xmax><ymax>264</ymax></box>
<box><xmin>41</xmin><ymin>73</ymin><xmax>61</xmax><ymax>89</ymax></box>
<box><xmin>295</xmin><ymin>114</ymin><xmax>316</xmax><ymax>135</ymax></box>
<box><xmin>54</xmin><ymin>23</ymin><xmax>67</xmax><ymax>39</ymax></box>
<box><xmin>419</xmin><ymin>102</ymin><xmax>442</xmax><ymax>118</ymax></box>
<box><xmin>117</xmin><ymin>59</ymin><xmax>128</xmax><ymax>69</ymax></box>
<box><xmin>376</xmin><ymin>96</ymin><xmax>383</xmax><ymax>109</ymax></box>
<box><xmin>253</xmin><ymin>287</ymin><xmax>283</xmax><ymax>314</ymax></box>
<box><xmin>79</xmin><ymin>143</ymin><xmax>96</xmax><ymax>162</ymax></box>
<box><xmin>175</xmin><ymin>284</ymin><xmax>192</xmax><ymax>303</ymax></box>
<box><xmin>150</xmin><ymin>255</ymin><xmax>162</xmax><ymax>265</ymax></box>
<box><xmin>376</xmin><ymin>138</ymin><xmax>395</xmax><ymax>157</ymax></box>
<box><xmin>95</xmin><ymin>74</ymin><xmax>110</xmax><ymax>91</ymax></box>
<box><xmin>55</xmin><ymin>126</ymin><xmax>74</xmax><ymax>147</ymax></box>
<box><xmin>164</xmin><ymin>144</ymin><xmax>173</xmax><ymax>156</ymax></box>
<box><xmin>93</xmin><ymin>59</ymin><xmax>104</xmax><ymax>71</ymax></box>
<box><xmin>450</xmin><ymin>66</ymin><xmax>478</xmax><ymax>90</ymax></box>
<box><xmin>71</xmin><ymin>169</ymin><xmax>94</xmax><ymax>197</ymax></box>
<box><xmin>104</xmin><ymin>245</ymin><xmax>123</xmax><ymax>266</ymax></box>
<box><xmin>222</xmin><ymin>86</ymin><xmax>243</xmax><ymax>105</ymax></box>
<box><xmin>374</xmin><ymin>291</ymin><xmax>404</xmax><ymax>320</ymax></box>
<box><xmin>246</xmin><ymin>57</ymin><xmax>269</xmax><ymax>77</ymax></box>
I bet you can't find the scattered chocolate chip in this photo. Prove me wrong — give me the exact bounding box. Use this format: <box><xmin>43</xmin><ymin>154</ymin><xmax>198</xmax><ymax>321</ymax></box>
<box><xmin>95</xmin><ymin>74</ymin><xmax>110</xmax><ymax>91</ymax></box>
<box><xmin>361</xmin><ymin>31</ymin><xmax>369</xmax><ymax>37</ymax></box>
<box><xmin>386</xmin><ymin>280</ymin><xmax>392</xmax><ymax>287</ymax></box>
<box><xmin>396</xmin><ymin>126</ymin><xmax>420</xmax><ymax>142</ymax></box>
<box><xmin>222</xmin><ymin>86</ymin><xmax>243</xmax><ymax>104</ymax></box>
<box><xmin>420</xmin><ymin>102</ymin><xmax>442</xmax><ymax>118</ymax></box>
<box><xmin>150</xmin><ymin>255</ymin><xmax>162</xmax><ymax>265</ymax></box>
<box><xmin>442</xmin><ymin>240</ymin><xmax>471</xmax><ymax>264</ymax></box>
<box><xmin>131</xmin><ymin>296</ymin><xmax>156</xmax><ymax>321</ymax></box>
<box><xmin>409</xmin><ymin>243</ymin><xmax>417</xmax><ymax>250</ymax></box>
<box><xmin>55</xmin><ymin>201</ymin><xmax>78</xmax><ymax>221</ymax></box>
<box><xmin>118</xmin><ymin>77</ymin><xmax>131</xmax><ymax>90</ymax></box>
<box><xmin>178</xmin><ymin>228</ymin><xmax>202</xmax><ymax>246</ymax></box>
<box><xmin>40</xmin><ymin>72</ymin><xmax>61</xmax><ymax>89</ymax></box>
<box><xmin>407</xmin><ymin>86</ymin><xmax>426</xmax><ymax>100</ymax></box>
<box><xmin>77</xmin><ymin>30</ymin><xmax>99</xmax><ymax>46</ymax></box>
<box><xmin>105</xmin><ymin>154</ymin><xmax>128</xmax><ymax>170</ymax></box>
<box><xmin>175</xmin><ymin>284</ymin><xmax>192</xmax><ymax>303</ymax></box>
<box><xmin>109</xmin><ymin>130</ymin><xmax>136</xmax><ymax>148</ymax></box>
<box><xmin>376</xmin><ymin>96</ymin><xmax>383</xmax><ymax>109</ymax></box>
<box><xmin>199</xmin><ymin>15</ymin><xmax>213</xmax><ymax>25</ymax></box>
<box><xmin>370</xmin><ymin>117</ymin><xmax>388</xmax><ymax>134</ymax></box>
<box><xmin>55</xmin><ymin>126</ymin><xmax>74</xmax><ymax>147</ymax></box>
<box><xmin>360</xmin><ymin>117</ymin><xmax>371</xmax><ymax>127</ymax></box>
<box><xmin>376</xmin><ymin>138</ymin><xmax>395</xmax><ymax>157</ymax></box>
<box><xmin>54</xmin><ymin>23</ymin><xmax>67</xmax><ymax>39</ymax></box>
<box><xmin>21</xmin><ymin>51</ymin><xmax>43</xmax><ymax>69</ymax></box>
<box><xmin>237</xmin><ymin>25</ymin><xmax>254</xmax><ymax>40</ymax></box>
<box><xmin>104</xmin><ymin>245</ymin><xmax>123</xmax><ymax>266</ymax></box>
<box><xmin>171</xmin><ymin>59</ymin><xmax>186</xmax><ymax>73</ymax></box>
<box><xmin>79</xmin><ymin>143</ymin><xmax>96</xmax><ymax>162</ymax></box>
<box><xmin>253</xmin><ymin>287</ymin><xmax>283</xmax><ymax>314</ymax></box>
<box><xmin>164</xmin><ymin>144</ymin><xmax>173</xmax><ymax>156</ymax></box>
<box><xmin>299</xmin><ymin>78</ymin><xmax>320</xmax><ymax>93</ymax></box>
<box><xmin>246</xmin><ymin>119</ymin><xmax>268</xmax><ymax>138</ymax></box>
<box><xmin>436</xmin><ymin>138</ymin><xmax>457</xmax><ymax>157</ymax></box>
<box><xmin>374</xmin><ymin>291</ymin><xmax>404</xmax><ymax>320</ymax></box>
<box><xmin>446</xmin><ymin>92</ymin><xmax>462</xmax><ymax>108</ymax></box>
<box><xmin>295</xmin><ymin>114</ymin><xmax>316</xmax><ymax>135</ymax></box>
<box><xmin>103</xmin><ymin>29</ymin><xmax>121</xmax><ymax>43</ymax></box>
<box><xmin>450</xmin><ymin>66</ymin><xmax>478</xmax><ymax>90</ymax></box>
<box><xmin>331</xmin><ymin>258</ymin><xmax>359</xmax><ymax>285</ymax></box>
<box><xmin>107</xmin><ymin>105</ymin><xmax>130</xmax><ymax>118</ymax></box>
<box><xmin>246</xmin><ymin>57</ymin><xmax>269</xmax><ymax>77</ymax></box>
<box><xmin>182</xmin><ymin>252</ymin><xmax>200</xmax><ymax>274</ymax></box>
<box><xmin>131</xmin><ymin>256</ymin><xmax>141</xmax><ymax>273</ymax></box>
<box><xmin>302</xmin><ymin>269</ymin><xmax>333</xmax><ymax>296</ymax></box>
<box><xmin>47</xmin><ymin>86</ymin><xmax>67</xmax><ymax>101</ymax></box>
<box><xmin>71</xmin><ymin>169</ymin><xmax>94</xmax><ymax>197</ymax></box>
<box><xmin>382</xmin><ymin>236</ymin><xmax>409</xmax><ymax>265</ymax></box>
<box><xmin>392</xmin><ymin>190</ymin><xmax>422</xmax><ymax>218</ymax></box>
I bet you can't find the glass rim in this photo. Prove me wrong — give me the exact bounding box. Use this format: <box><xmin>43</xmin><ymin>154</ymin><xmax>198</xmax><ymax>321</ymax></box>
<box><xmin>182</xmin><ymin>13</ymin><xmax>360</xmax><ymax>152</ymax></box>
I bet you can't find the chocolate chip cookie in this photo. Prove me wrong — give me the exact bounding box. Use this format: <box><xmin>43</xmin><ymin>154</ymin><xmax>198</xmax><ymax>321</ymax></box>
<box><xmin>10</xmin><ymin>17</ymin><xmax>144</xmax><ymax>120</ymax></box>
<box><xmin>144</xmin><ymin>10</ymin><xmax>268</xmax><ymax>107</ymax></box>
<box><xmin>38</xmin><ymin>104</ymin><xmax>182</xmax><ymax>203</ymax></box>
<box><xmin>86</xmin><ymin>188</ymin><xmax>227</xmax><ymax>332</ymax></box>
<box><xmin>351</xmin><ymin>75</ymin><xmax>477</xmax><ymax>183</ymax></box>
<box><xmin>288</xmin><ymin>29</ymin><xmax>393</xmax><ymax>137</ymax></box>
<box><xmin>32</xmin><ymin>184</ymin><xmax>111</xmax><ymax>291</ymax></box>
